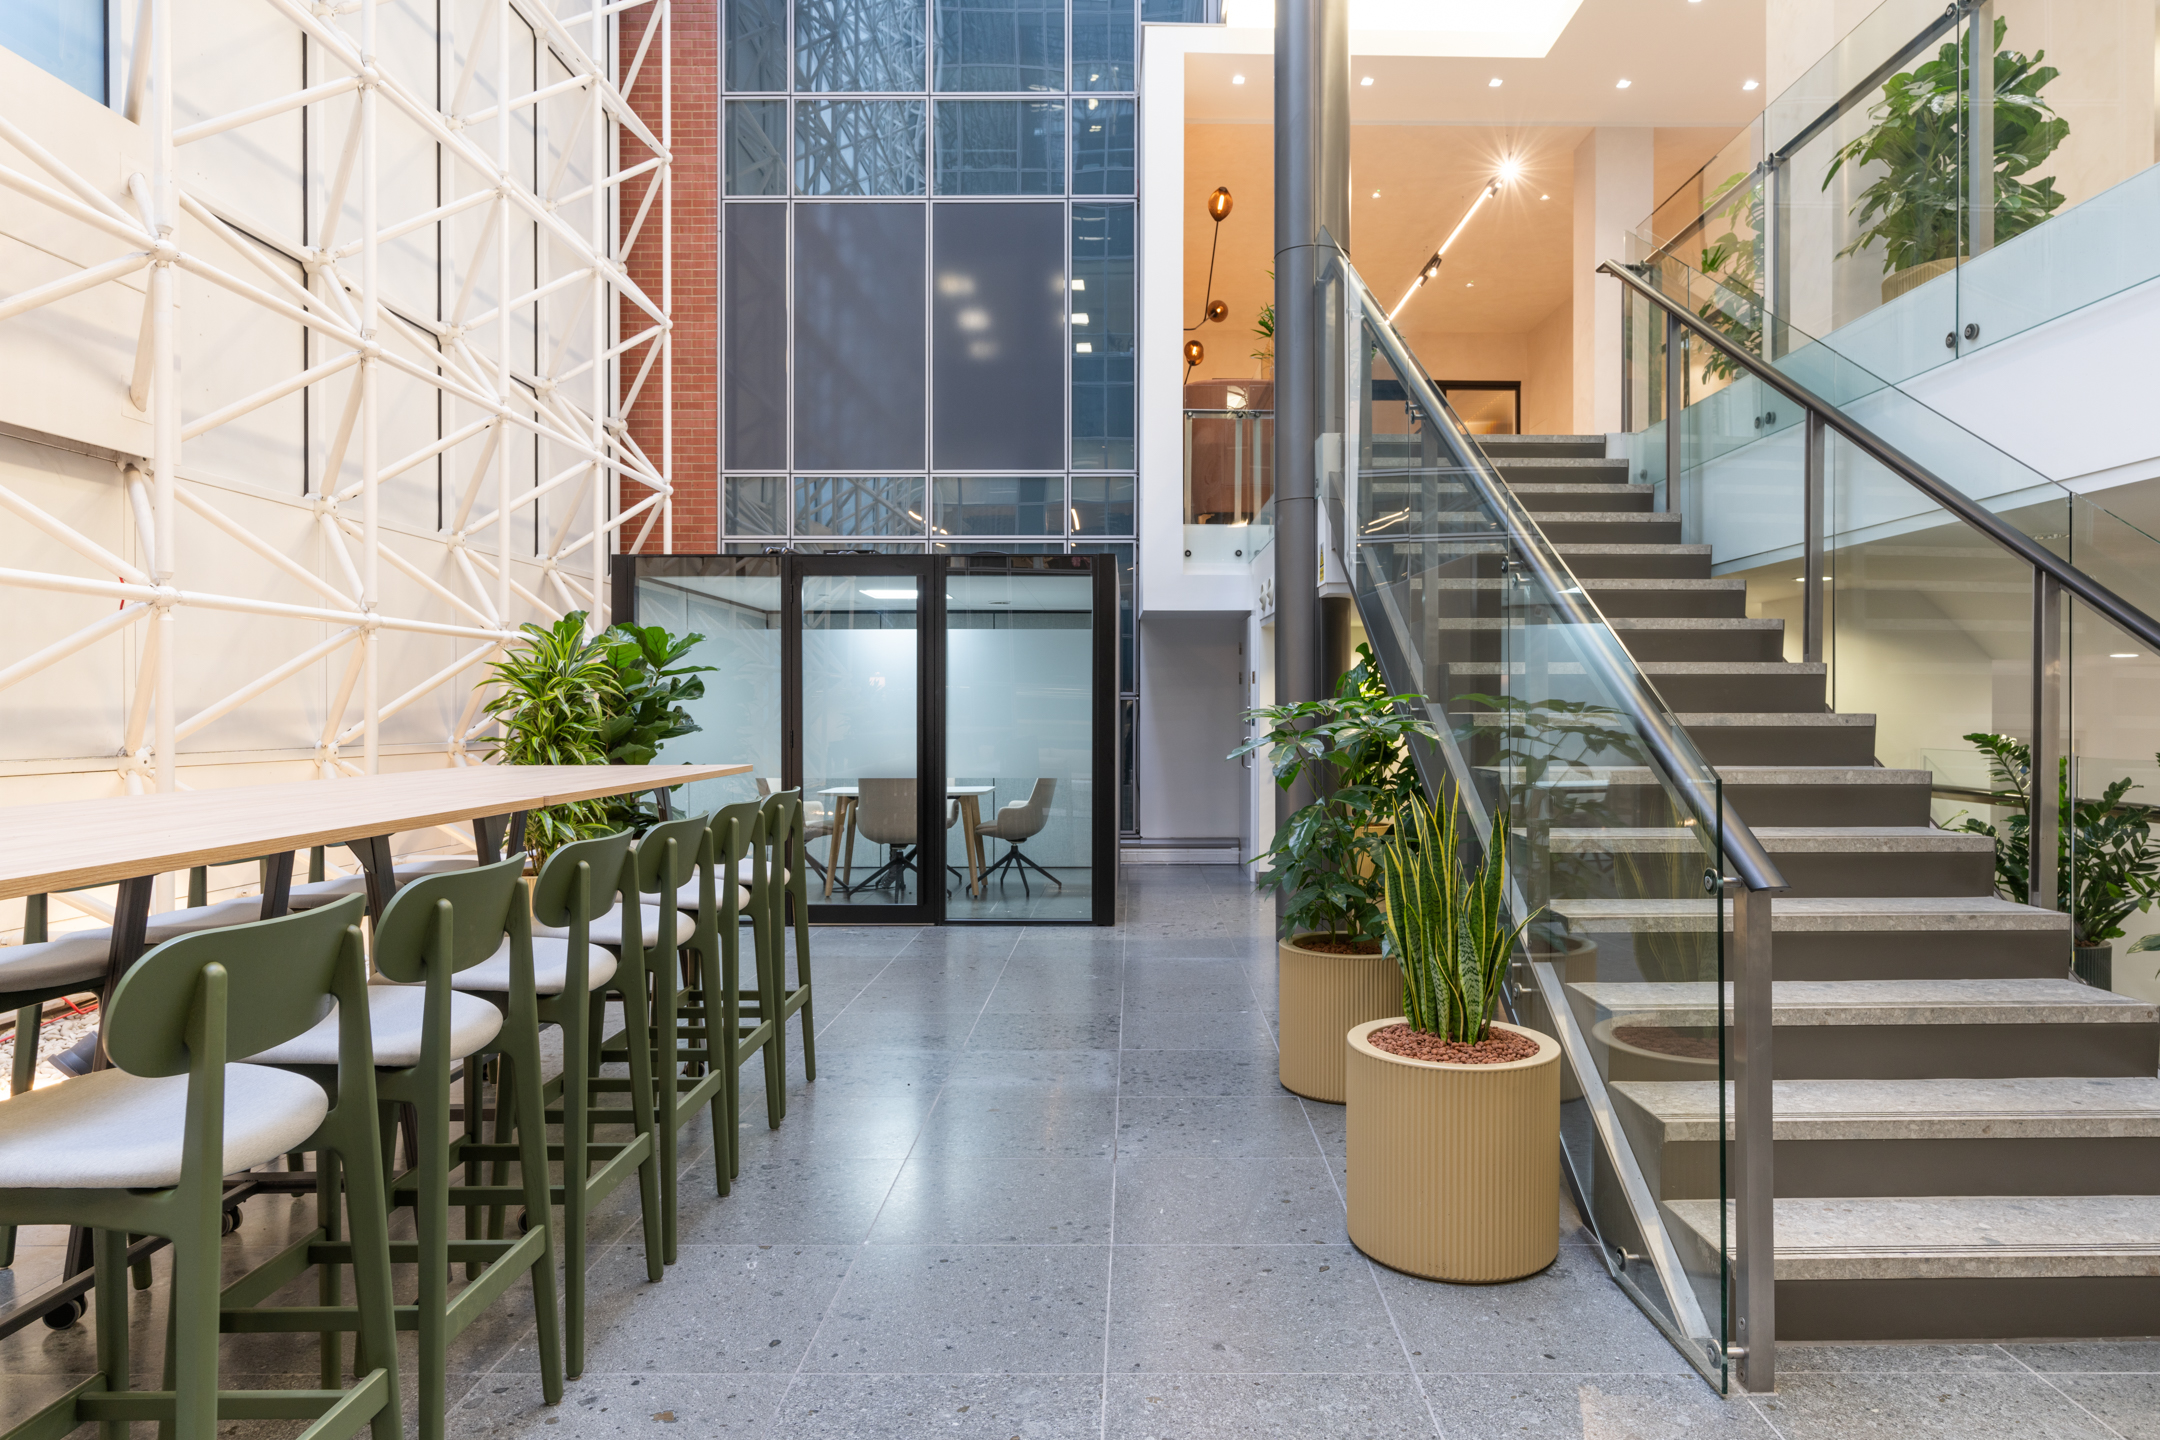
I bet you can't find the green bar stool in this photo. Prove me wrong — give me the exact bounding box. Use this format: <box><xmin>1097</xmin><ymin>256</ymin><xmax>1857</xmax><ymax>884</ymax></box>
<box><xmin>759</xmin><ymin>790</ymin><xmax>818</xmax><ymax>1104</ymax></box>
<box><xmin>0</xmin><ymin>896</ymin><xmax>400</xmax><ymax>1440</ymax></box>
<box><xmin>456</xmin><ymin>830</ymin><xmax>665</xmax><ymax>1380</ymax></box>
<box><xmin>227</xmin><ymin>857</ymin><xmax>564</xmax><ymax>1440</ymax></box>
<box><xmin>676</xmin><ymin>802</ymin><xmax>782</xmax><ymax>1192</ymax></box>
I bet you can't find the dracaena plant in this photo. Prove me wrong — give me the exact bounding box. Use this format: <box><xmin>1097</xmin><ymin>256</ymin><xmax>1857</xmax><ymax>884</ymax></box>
<box><xmin>1378</xmin><ymin>793</ymin><xmax>1535</xmax><ymax>1042</ymax></box>
<box><xmin>480</xmin><ymin>613</ymin><xmax>711</xmax><ymax>854</ymax></box>
<box><xmin>1949</xmin><ymin>732</ymin><xmax>2160</xmax><ymax>950</ymax></box>
<box><xmin>1230</xmin><ymin>645</ymin><xmax>1442</xmax><ymax>944</ymax></box>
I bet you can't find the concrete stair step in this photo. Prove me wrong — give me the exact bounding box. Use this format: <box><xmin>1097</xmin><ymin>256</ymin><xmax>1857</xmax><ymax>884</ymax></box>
<box><xmin>1673</xmin><ymin>710</ymin><xmax>1878</xmax><ymax>764</ymax></box>
<box><xmin>1533</xmin><ymin>512</ymin><xmax>1684</xmax><ymax>544</ymax></box>
<box><xmin>1562</xmin><ymin>977</ymin><xmax>2158</xmax><ymax>1080</ymax></box>
<box><xmin>1479</xmin><ymin>434</ymin><xmax>1608</xmax><ymax>459</ymax></box>
<box><xmin>1611</xmin><ymin>617</ymin><xmax>1785</xmax><ymax>661</ymax></box>
<box><xmin>1548</xmin><ymin>825</ymin><xmax>1994</xmax><ymax>898</ymax></box>
<box><xmin>1444</xmin><ymin>660</ymin><xmax>1824</xmax><ymax>712</ymax></box>
<box><xmin>1581</xmin><ymin>577</ymin><xmax>1747</xmax><ymax>617</ymax></box>
<box><xmin>1664</xmin><ymin>1195</ymin><xmax>2160</xmax><ymax>1340</ymax></box>
<box><xmin>1508</xmin><ymin>482</ymin><xmax>1653</xmax><ymax>513</ymax></box>
<box><xmin>1612</xmin><ymin>1077</ymin><xmax>2160</xmax><ymax>1201</ymax></box>
<box><xmin>1552</xmin><ymin>543</ymin><xmax>1713</xmax><ymax>579</ymax></box>
<box><xmin>1480</xmin><ymin>763</ymin><xmax>1934</xmax><ymax>826</ymax></box>
<box><xmin>1491</xmin><ymin>456</ymin><xmax>1631</xmax><ymax>479</ymax></box>
<box><xmin>1548</xmin><ymin>893</ymin><xmax>2068</xmax><ymax>980</ymax></box>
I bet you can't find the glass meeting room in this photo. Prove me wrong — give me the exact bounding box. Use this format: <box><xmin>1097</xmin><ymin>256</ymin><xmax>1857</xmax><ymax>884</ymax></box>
<box><xmin>625</xmin><ymin>551</ymin><xmax>1115</xmax><ymax>924</ymax></box>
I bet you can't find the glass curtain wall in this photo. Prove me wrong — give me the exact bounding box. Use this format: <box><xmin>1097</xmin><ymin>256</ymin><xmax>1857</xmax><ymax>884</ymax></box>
<box><xmin>720</xmin><ymin>0</ymin><xmax>1138</xmax><ymax>830</ymax></box>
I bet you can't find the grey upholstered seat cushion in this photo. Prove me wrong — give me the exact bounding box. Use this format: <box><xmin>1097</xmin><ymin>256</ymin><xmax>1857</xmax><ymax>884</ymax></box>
<box><xmin>531</xmin><ymin>905</ymin><xmax>673</xmax><ymax>950</ymax></box>
<box><xmin>245</xmin><ymin>985</ymin><xmax>503</xmax><ymax>1068</ymax></box>
<box><xmin>0</xmin><ymin>932</ymin><xmax>111</xmax><ymax>994</ymax></box>
<box><xmin>286</xmin><ymin>875</ymin><xmax>367</xmax><ymax>911</ymax></box>
<box><xmin>671</xmin><ymin>877</ymin><xmax>756</xmax><ymax>914</ymax></box>
<box><xmin>0</xmin><ymin>1065</ymin><xmax>328</xmax><ymax>1189</ymax></box>
<box><xmin>451</xmin><ymin>937</ymin><xmax>617</xmax><ymax>997</ymax></box>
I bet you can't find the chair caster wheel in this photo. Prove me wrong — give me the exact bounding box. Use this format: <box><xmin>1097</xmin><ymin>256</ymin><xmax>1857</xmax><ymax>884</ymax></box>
<box><xmin>41</xmin><ymin>1297</ymin><xmax>86</xmax><ymax>1330</ymax></box>
<box><xmin>222</xmin><ymin>1206</ymin><xmax>243</xmax><ymax>1235</ymax></box>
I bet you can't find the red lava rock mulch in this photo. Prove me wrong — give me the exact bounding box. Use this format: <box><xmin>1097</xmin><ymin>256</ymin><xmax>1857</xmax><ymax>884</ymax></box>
<box><xmin>1368</xmin><ymin>1024</ymin><xmax>1540</xmax><ymax>1065</ymax></box>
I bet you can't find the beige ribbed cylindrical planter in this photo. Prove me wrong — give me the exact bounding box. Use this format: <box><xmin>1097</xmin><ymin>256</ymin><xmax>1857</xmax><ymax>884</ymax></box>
<box><xmin>1345</xmin><ymin>1018</ymin><xmax>1561</xmax><ymax>1282</ymax></box>
<box><xmin>1278</xmin><ymin>937</ymin><xmax>1398</xmax><ymax>1103</ymax></box>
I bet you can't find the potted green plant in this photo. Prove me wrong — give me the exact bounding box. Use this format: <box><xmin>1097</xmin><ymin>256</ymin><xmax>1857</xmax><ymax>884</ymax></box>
<box><xmin>1949</xmin><ymin>733</ymin><xmax>2160</xmax><ymax>989</ymax></box>
<box><xmin>1345</xmin><ymin>792</ymin><xmax>1559</xmax><ymax>1282</ymax></box>
<box><xmin>1822</xmin><ymin>17</ymin><xmax>2068</xmax><ymax>304</ymax></box>
<box><xmin>1231</xmin><ymin>645</ymin><xmax>1440</xmax><ymax>1102</ymax></box>
<box><xmin>481</xmin><ymin>613</ymin><xmax>710</xmax><ymax>857</ymax></box>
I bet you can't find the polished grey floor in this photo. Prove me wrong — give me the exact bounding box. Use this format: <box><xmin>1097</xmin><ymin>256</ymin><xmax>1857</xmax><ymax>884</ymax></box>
<box><xmin>3</xmin><ymin>866</ymin><xmax>2156</xmax><ymax>1438</ymax></box>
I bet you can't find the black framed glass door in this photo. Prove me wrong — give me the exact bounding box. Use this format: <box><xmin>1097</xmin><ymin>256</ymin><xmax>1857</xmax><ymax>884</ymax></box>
<box><xmin>619</xmin><ymin>550</ymin><xmax>1115</xmax><ymax>925</ymax></box>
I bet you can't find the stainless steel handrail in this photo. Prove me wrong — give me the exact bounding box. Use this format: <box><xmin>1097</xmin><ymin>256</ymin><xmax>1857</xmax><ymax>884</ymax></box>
<box><xmin>1603</xmin><ymin>260</ymin><xmax>2160</xmax><ymax>654</ymax></box>
<box><xmin>1345</xmin><ymin>269</ymin><xmax>1790</xmax><ymax>895</ymax></box>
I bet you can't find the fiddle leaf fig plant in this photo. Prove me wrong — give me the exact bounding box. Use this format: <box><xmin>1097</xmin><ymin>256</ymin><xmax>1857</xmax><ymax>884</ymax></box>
<box><xmin>1821</xmin><ymin>16</ymin><xmax>2068</xmax><ymax>276</ymax></box>
<box><xmin>1230</xmin><ymin>644</ymin><xmax>1441</xmax><ymax>944</ymax></box>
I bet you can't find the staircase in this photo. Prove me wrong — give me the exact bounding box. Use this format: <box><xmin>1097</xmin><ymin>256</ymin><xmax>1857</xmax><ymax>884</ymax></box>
<box><xmin>1478</xmin><ymin>432</ymin><xmax>2160</xmax><ymax>1342</ymax></box>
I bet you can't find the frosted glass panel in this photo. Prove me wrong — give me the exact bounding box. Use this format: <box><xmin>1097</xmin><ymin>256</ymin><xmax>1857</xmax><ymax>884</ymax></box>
<box><xmin>1070</xmin><ymin>97</ymin><xmax>1134</xmax><ymax>194</ymax></box>
<box><xmin>795</xmin><ymin>0</ymin><xmax>926</xmax><ymax>91</ymax></box>
<box><xmin>638</xmin><ymin>567</ymin><xmax>780</xmax><ymax>817</ymax></box>
<box><xmin>793</xmin><ymin>203</ymin><xmax>927</xmax><ymax>470</ymax></box>
<box><xmin>803</xmin><ymin>573</ymin><xmax>923</xmax><ymax>910</ymax></box>
<box><xmin>723</xmin><ymin>205</ymin><xmax>788</xmax><ymax>471</ymax></box>
<box><xmin>726</xmin><ymin>101</ymin><xmax>787</xmax><ymax>196</ymax></box>
<box><xmin>934</xmin><ymin>100</ymin><xmax>1064</xmax><ymax>194</ymax></box>
<box><xmin>796</xmin><ymin>101</ymin><xmax>927</xmax><ymax>196</ymax></box>
<box><xmin>935</xmin><ymin>0</ymin><xmax>1065</xmax><ymax>92</ymax></box>
<box><xmin>931</xmin><ymin>203</ymin><xmax>1066</xmax><ymax>470</ymax></box>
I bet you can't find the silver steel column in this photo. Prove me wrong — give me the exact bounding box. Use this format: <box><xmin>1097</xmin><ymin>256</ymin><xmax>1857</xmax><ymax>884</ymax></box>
<box><xmin>2031</xmin><ymin>570</ymin><xmax>2063</xmax><ymax>917</ymax></box>
<box><xmin>1802</xmin><ymin>409</ymin><xmax>1825</xmax><ymax>666</ymax></box>
<box><xmin>1272</xmin><ymin>0</ymin><xmax>1351</xmax><ymax>827</ymax></box>
<box><xmin>1730</xmin><ymin>879</ymin><xmax>1778</xmax><ymax>1393</ymax></box>
<box><xmin>1760</xmin><ymin>160</ymin><xmax>1781</xmax><ymax>360</ymax></box>
<box><xmin>1967</xmin><ymin>0</ymin><xmax>1996</xmax><ymax>257</ymax></box>
<box><xmin>1663</xmin><ymin>311</ymin><xmax>1683</xmax><ymax>509</ymax></box>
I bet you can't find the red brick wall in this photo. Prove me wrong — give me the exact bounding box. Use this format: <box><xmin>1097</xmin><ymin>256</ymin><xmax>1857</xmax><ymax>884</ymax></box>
<box><xmin>621</xmin><ymin>0</ymin><xmax>718</xmax><ymax>554</ymax></box>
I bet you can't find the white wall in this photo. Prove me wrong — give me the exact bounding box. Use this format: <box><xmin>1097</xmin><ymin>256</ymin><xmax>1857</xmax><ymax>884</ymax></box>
<box><xmin>1572</xmin><ymin>126</ymin><xmax>1652</xmax><ymax>434</ymax></box>
<box><xmin>1138</xmin><ymin>611</ymin><xmax>1249</xmax><ymax>839</ymax></box>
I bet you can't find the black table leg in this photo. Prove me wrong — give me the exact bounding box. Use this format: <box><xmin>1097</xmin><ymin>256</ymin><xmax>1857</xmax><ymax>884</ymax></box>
<box><xmin>473</xmin><ymin>814</ymin><xmax>509</xmax><ymax>863</ymax></box>
<box><xmin>507</xmin><ymin>811</ymin><xmax>528</xmax><ymax>857</ymax></box>
<box><xmin>258</xmin><ymin>850</ymin><xmax>295</xmax><ymax>919</ymax></box>
<box><xmin>91</xmin><ymin>875</ymin><xmax>155</xmax><ymax>1073</ymax></box>
<box><xmin>344</xmin><ymin>835</ymin><xmax>398</xmax><ymax>920</ymax></box>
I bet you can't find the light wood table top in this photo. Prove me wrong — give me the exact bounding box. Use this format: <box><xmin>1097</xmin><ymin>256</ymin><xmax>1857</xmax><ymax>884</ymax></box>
<box><xmin>0</xmin><ymin>763</ymin><xmax>748</xmax><ymax>901</ymax></box>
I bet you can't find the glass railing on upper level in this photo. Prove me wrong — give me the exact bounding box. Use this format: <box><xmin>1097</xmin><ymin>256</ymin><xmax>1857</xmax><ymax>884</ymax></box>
<box><xmin>1181</xmin><ymin>396</ymin><xmax>1273</xmax><ymax>566</ymax></box>
<box><xmin>1644</xmin><ymin>0</ymin><xmax>2160</xmax><ymax>385</ymax></box>
<box><xmin>1615</xmin><ymin>247</ymin><xmax>2160</xmax><ymax>982</ymax></box>
<box><xmin>1319</xmin><ymin>249</ymin><xmax>1788</xmax><ymax>1393</ymax></box>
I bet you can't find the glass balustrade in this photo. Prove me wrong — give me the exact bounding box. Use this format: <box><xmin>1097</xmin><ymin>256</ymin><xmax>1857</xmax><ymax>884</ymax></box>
<box><xmin>1179</xmin><ymin>396</ymin><xmax>1273</xmax><ymax>565</ymax></box>
<box><xmin>1322</xmin><ymin>253</ymin><xmax>1747</xmax><ymax>1390</ymax></box>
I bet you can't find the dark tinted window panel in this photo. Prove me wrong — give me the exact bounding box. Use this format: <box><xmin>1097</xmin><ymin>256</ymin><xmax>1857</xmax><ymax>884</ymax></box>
<box><xmin>1138</xmin><ymin>0</ymin><xmax>1204</xmax><ymax>19</ymax></box>
<box><xmin>1069</xmin><ymin>475</ymin><xmax>1133</xmax><ymax>534</ymax></box>
<box><xmin>933</xmin><ymin>100</ymin><xmax>1063</xmax><ymax>195</ymax></box>
<box><xmin>725</xmin><ymin>0</ymin><xmax>787</xmax><ymax>90</ymax></box>
<box><xmin>726</xmin><ymin>101</ymin><xmax>788</xmax><ymax>196</ymax></box>
<box><xmin>1070</xmin><ymin>203</ymin><xmax>1134</xmax><ymax>469</ymax></box>
<box><xmin>934</xmin><ymin>477</ymin><xmax>1064</xmax><ymax>536</ymax></box>
<box><xmin>1071</xmin><ymin>97</ymin><xmax>1134</xmax><ymax>194</ymax></box>
<box><xmin>931</xmin><ymin>203</ymin><xmax>1065</xmax><ymax>471</ymax></box>
<box><xmin>795</xmin><ymin>101</ymin><xmax>927</xmax><ymax>196</ymax></box>
<box><xmin>934</xmin><ymin>0</ymin><xmax>1064</xmax><ymax>92</ymax></box>
<box><xmin>794</xmin><ymin>203</ymin><xmax>927</xmax><ymax>470</ymax></box>
<box><xmin>1070</xmin><ymin>540</ymin><xmax>1133</xmax><ymax>689</ymax></box>
<box><xmin>1070</xmin><ymin>0</ymin><xmax>1133</xmax><ymax>92</ymax></box>
<box><xmin>795</xmin><ymin>0</ymin><xmax>926</xmax><ymax>91</ymax></box>
<box><xmin>723</xmin><ymin>204</ymin><xmax>788</xmax><ymax>471</ymax></box>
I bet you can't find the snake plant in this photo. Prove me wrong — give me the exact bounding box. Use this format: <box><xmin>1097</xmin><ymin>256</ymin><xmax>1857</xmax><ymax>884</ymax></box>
<box><xmin>1376</xmin><ymin>793</ymin><xmax>1535</xmax><ymax>1043</ymax></box>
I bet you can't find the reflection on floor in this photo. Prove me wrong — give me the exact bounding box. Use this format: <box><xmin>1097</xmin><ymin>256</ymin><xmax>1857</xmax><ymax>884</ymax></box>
<box><xmin>4</xmin><ymin>867</ymin><xmax>2152</xmax><ymax>1438</ymax></box>
<box><xmin>811</xmin><ymin>859</ymin><xmax>1094</xmax><ymax>922</ymax></box>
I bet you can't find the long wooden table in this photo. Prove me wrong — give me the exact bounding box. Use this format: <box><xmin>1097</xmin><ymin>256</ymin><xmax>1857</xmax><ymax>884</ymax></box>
<box><xmin>0</xmin><ymin>762</ymin><xmax>745</xmax><ymax>1338</ymax></box>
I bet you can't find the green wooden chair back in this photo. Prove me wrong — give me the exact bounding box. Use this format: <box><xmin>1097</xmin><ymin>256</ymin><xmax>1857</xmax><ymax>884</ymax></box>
<box><xmin>371</xmin><ymin>854</ymin><xmax>528</xmax><ymax>984</ymax></box>
<box><xmin>634</xmin><ymin>813</ymin><xmax>712</xmax><ymax>897</ymax></box>
<box><xmin>531</xmin><ymin>830</ymin><xmax>636</xmax><ymax>930</ymax></box>
<box><xmin>104</xmin><ymin>894</ymin><xmax>367</xmax><ymax>1078</ymax></box>
<box><xmin>712</xmin><ymin>800</ymin><xmax>762</xmax><ymax>917</ymax></box>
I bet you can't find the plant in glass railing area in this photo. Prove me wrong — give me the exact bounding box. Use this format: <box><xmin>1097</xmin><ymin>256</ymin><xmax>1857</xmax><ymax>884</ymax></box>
<box><xmin>1377</xmin><ymin>791</ymin><xmax>1536</xmax><ymax>1041</ymax></box>
<box><xmin>1692</xmin><ymin>171</ymin><xmax>1764</xmax><ymax>382</ymax></box>
<box><xmin>481</xmin><ymin>612</ymin><xmax>712</xmax><ymax>854</ymax></box>
<box><xmin>1232</xmin><ymin>644</ymin><xmax>1442</xmax><ymax>946</ymax></box>
<box><xmin>1949</xmin><ymin>733</ymin><xmax>2160</xmax><ymax>954</ymax></box>
<box><xmin>1821</xmin><ymin>17</ymin><xmax>2067</xmax><ymax>280</ymax></box>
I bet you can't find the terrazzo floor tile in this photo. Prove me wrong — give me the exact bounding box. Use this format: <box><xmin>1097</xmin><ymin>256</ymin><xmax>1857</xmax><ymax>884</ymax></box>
<box><xmin>1118</xmin><ymin>1008</ymin><xmax>1278</xmax><ymax>1051</ymax></box>
<box><xmin>1420</xmin><ymin>1374</ymin><xmax>1778</xmax><ymax>1439</ymax></box>
<box><xmin>963</xmin><ymin>1011</ymin><xmax>1124</xmax><ymax>1051</ymax></box>
<box><xmin>769</xmin><ymin>1373</ymin><xmax>1104</xmax><ymax>1439</ymax></box>
<box><xmin>807</xmin><ymin>1245</ymin><xmax>1110</xmax><ymax>1374</ymax></box>
<box><xmin>909</xmin><ymin>1090</ymin><xmax>1120</xmax><ymax>1159</ymax></box>
<box><xmin>670</xmin><ymin>1154</ymin><xmax>906</xmax><ymax>1245</ymax></box>
<box><xmin>1111</xmin><ymin>1154</ymin><xmax>1345</xmax><ymax>1246</ymax></box>
<box><xmin>1374</xmin><ymin>1250</ymin><xmax>1693</xmax><ymax>1377</ymax></box>
<box><xmin>448</xmin><ymin>1373</ymin><xmax>789</xmax><ymax>1439</ymax></box>
<box><xmin>870</xmin><ymin>1155</ymin><xmax>1116</xmax><ymax>1245</ymax></box>
<box><xmin>1114</xmin><ymin>1096</ymin><xmax>1322</xmax><ymax>1158</ymax></box>
<box><xmin>1106</xmin><ymin>1246</ymin><xmax>1403</xmax><ymax>1373</ymax></box>
<box><xmin>1117</xmin><ymin>1048</ymin><xmax>1291</xmax><ymax>1097</ymax></box>
<box><xmin>1749</xmin><ymin>1372</ymin><xmax>2121</xmax><ymax>1438</ymax></box>
<box><xmin>2044</xmin><ymin>1371</ymin><xmax>2160</xmax><ymax>1439</ymax></box>
<box><xmin>1101</xmin><ymin>1374</ymin><xmax>1438</xmax><ymax>1440</ymax></box>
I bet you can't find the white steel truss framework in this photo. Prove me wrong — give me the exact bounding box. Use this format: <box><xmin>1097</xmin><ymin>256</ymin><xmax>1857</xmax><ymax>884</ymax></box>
<box><xmin>0</xmin><ymin>0</ymin><xmax>674</xmax><ymax>795</ymax></box>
